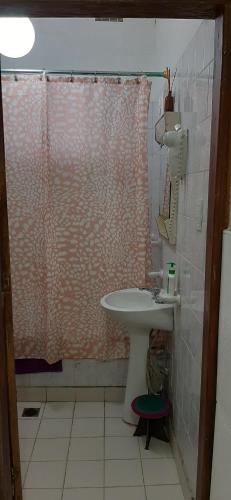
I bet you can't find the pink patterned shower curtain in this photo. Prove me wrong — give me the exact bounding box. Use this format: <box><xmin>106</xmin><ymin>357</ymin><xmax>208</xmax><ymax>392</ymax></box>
<box><xmin>2</xmin><ymin>75</ymin><xmax>151</xmax><ymax>363</ymax></box>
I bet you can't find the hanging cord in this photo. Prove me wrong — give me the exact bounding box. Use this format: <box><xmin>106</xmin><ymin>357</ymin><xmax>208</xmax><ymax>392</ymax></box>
<box><xmin>170</xmin><ymin>68</ymin><xmax>177</xmax><ymax>92</ymax></box>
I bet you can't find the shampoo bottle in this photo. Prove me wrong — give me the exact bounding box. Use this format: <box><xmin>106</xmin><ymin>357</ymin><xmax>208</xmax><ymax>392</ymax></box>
<box><xmin>167</xmin><ymin>262</ymin><xmax>176</xmax><ymax>296</ymax></box>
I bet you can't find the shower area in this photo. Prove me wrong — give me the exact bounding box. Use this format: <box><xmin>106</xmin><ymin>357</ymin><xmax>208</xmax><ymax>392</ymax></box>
<box><xmin>2</xmin><ymin>71</ymin><xmax>156</xmax><ymax>390</ymax></box>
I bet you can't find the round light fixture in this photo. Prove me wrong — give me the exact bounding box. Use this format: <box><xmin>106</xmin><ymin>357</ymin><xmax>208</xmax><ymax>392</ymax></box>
<box><xmin>0</xmin><ymin>17</ymin><xmax>35</xmax><ymax>58</ymax></box>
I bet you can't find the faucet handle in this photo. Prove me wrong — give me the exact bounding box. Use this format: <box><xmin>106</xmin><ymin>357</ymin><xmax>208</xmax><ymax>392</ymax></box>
<box><xmin>152</xmin><ymin>287</ymin><xmax>161</xmax><ymax>299</ymax></box>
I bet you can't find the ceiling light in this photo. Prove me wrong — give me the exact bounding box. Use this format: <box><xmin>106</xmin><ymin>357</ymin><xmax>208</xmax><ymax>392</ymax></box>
<box><xmin>0</xmin><ymin>17</ymin><xmax>35</xmax><ymax>58</ymax></box>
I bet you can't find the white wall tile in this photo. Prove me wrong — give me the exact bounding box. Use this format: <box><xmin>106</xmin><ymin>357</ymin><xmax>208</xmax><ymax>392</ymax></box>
<box><xmin>105</xmin><ymin>387</ymin><xmax>125</xmax><ymax>402</ymax></box>
<box><xmin>208</xmin><ymin>61</ymin><xmax>214</xmax><ymax>116</ymax></box>
<box><xmin>179</xmin><ymin>304</ymin><xmax>203</xmax><ymax>363</ymax></box>
<box><xmin>181</xmin><ymin>219</ymin><xmax>207</xmax><ymax>272</ymax></box>
<box><xmin>47</xmin><ymin>388</ymin><xmax>76</xmax><ymax>402</ymax></box>
<box><xmin>196</xmin><ymin>66</ymin><xmax>210</xmax><ymax>124</ymax></box>
<box><xmin>203</xmin><ymin>21</ymin><xmax>215</xmax><ymax>68</ymax></box>
<box><xmin>16</xmin><ymin>359</ymin><xmax>128</xmax><ymax>388</ymax></box>
<box><xmin>74</xmin><ymin>359</ymin><xmax>128</xmax><ymax>387</ymax></box>
<box><xmin>16</xmin><ymin>374</ymin><xmax>31</xmax><ymax>387</ymax></box>
<box><xmin>17</xmin><ymin>387</ymin><xmax>46</xmax><ymax>402</ymax></box>
<box><xmin>29</xmin><ymin>360</ymin><xmax>75</xmax><ymax>387</ymax></box>
<box><xmin>152</xmin><ymin>20</ymin><xmax>214</xmax><ymax>495</ymax></box>
<box><xmin>76</xmin><ymin>387</ymin><xmax>105</xmax><ymax>402</ymax></box>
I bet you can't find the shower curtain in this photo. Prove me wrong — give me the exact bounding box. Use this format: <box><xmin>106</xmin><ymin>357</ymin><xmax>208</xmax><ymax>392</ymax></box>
<box><xmin>2</xmin><ymin>75</ymin><xmax>151</xmax><ymax>363</ymax></box>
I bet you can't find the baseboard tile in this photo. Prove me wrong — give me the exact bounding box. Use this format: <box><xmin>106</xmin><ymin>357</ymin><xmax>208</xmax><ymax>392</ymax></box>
<box><xmin>46</xmin><ymin>387</ymin><xmax>76</xmax><ymax>401</ymax></box>
<box><xmin>76</xmin><ymin>387</ymin><xmax>105</xmax><ymax>402</ymax></box>
<box><xmin>105</xmin><ymin>386</ymin><xmax>126</xmax><ymax>402</ymax></box>
<box><xmin>17</xmin><ymin>387</ymin><xmax>46</xmax><ymax>402</ymax></box>
<box><xmin>17</xmin><ymin>386</ymin><xmax>126</xmax><ymax>403</ymax></box>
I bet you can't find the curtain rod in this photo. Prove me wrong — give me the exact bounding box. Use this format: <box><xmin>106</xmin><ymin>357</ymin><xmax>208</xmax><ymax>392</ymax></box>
<box><xmin>1</xmin><ymin>68</ymin><xmax>169</xmax><ymax>79</ymax></box>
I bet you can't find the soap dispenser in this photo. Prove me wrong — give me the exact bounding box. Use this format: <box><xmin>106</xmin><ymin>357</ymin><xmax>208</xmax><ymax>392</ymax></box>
<box><xmin>167</xmin><ymin>262</ymin><xmax>176</xmax><ymax>296</ymax></box>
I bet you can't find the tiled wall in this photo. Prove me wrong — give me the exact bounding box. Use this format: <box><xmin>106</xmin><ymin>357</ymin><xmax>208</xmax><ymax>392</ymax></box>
<box><xmin>16</xmin><ymin>359</ymin><xmax>128</xmax><ymax>388</ymax></box>
<box><xmin>210</xmin><ymin>231</ymin><xmax>231</xmax><ymax>500</ymax></box>
<box><xmin>149</xmin><ymin>20</ymin><xmax>215</xmax><ymax>498</ymax></box>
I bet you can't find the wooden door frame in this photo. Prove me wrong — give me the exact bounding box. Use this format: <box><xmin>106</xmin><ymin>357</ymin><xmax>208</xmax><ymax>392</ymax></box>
<box><xmin>0</xmin><ymin>62</ymin><xmax>22</xmax><ymax>500</ymax></box>
<box><xmin>0</xmin><ymin>270</ymin><xmax>13</xmax><ymax>500</ymax></box>
<box><xmin>0</xmin><ymin>2</ymin><xmax>231</xmax><ymax>500</ymax></box>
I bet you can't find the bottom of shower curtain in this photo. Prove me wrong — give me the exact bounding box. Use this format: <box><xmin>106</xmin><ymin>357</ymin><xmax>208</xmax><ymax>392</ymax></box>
<box><xmin>15</xmin><ymin>358</ymin><xmax>63</xmax><ymax>374</ymax></box>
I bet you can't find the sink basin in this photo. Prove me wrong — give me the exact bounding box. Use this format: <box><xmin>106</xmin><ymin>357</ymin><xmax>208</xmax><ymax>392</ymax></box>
<box><xmin>101</xmin><ymin>288</ymin><xmax>173</xmax><ymax>331</ymax></box>
<box><xmin>101</xmin><ymin>288</ymin><xmax>174</xmax><ymax>424</ymax></box>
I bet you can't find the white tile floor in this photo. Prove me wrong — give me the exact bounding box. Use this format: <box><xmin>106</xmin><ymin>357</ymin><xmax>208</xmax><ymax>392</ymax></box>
<box><xmin>18</xmin><ymin>401</ymin><xmax>185</xmax><ymax>500</ymax></box>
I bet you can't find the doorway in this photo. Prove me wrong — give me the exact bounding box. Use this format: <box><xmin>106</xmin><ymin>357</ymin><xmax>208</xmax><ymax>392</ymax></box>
<box><xmin>0</xmin><ymin>3</ymin><xmax>230</xmax><ymax>498</ymax></box>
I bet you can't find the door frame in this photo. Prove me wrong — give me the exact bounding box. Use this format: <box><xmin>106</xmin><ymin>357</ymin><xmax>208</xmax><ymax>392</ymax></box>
<box><xmin>0</xmin><ymin>2</ymin><xmax>231</xmax><ymax>500</ymax></box>
<box><xmin>0</xmin><ymin>63</ymin><xmax>21</xmax><ymax>500</ymax></box>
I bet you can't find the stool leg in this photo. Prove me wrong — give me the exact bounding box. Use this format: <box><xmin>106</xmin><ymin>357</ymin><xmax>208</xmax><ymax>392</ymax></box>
<box><xmin>163</xmin><ymin>417</ymin><xmax>170</xmax><ymax>442</ymax></box>
<box><xmin>145</xmin><ymin>419</ymin><xmax>151</xmax><ymax>450</ymax></box>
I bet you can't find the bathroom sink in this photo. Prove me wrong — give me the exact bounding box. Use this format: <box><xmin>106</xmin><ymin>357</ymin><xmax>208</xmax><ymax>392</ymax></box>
<box><xmin>101</xmin><ymin>288</ymin><xmax>173</xmax><ymax>331</ymax></box>
<box><xmin>101</xmin><ymin>288</ymin><xmax>174</xmax><ymax>424</ymax></box>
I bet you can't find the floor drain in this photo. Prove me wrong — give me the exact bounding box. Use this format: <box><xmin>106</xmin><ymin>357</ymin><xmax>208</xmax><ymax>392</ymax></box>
<box><xmin>22</xmin><ymin>407</ymin><xmax>40</xmax><ymax>417</ymax></box>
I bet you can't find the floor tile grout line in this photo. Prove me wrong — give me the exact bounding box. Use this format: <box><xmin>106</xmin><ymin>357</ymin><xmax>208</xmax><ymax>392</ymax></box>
<box><xmin>22</xmin><ymin>457</ymin><xmax>176</xmax><ymax>463</ymax></box>
<box><xmin>20</xmin><ymin>461</ymin><xmax>29</xmax><ymax>490</ymax></box>
<box><xmin>103</xmin><ymin>399</ymin><xmax>106</xmax><ymax>500</ymax></box>
<box><xmin>21</xmin><ymin>402</ymin><xmax>45</xmax><ymax>489</ymax></box>
<box><xmin>138</xmin><ymin>432</ymin><xmax>148</xmax><ymax>500</ymax></box>
<box><xmin>40</xmin><ymin>402</ymin><xmax>46</xmax><ymax>419</ymax></box>
<box><xmin>61</xmin><ymin>403</ymin><xmax>75</xmax><ymax>498</ymax></box>
<box><xmin>22</xmin><ymin>482</ymin><xmax>181</xmax><ymax>487</ymax></box>
<box><xmin>22</xmin><ymin>482</ymin><xmax>181</xmax><ymax>490</ymax></box>
<box><xmin>20</xmin><ymin>413</ymin><xmax>123</xmax><ymax>421</ymax></box>
<box><xmin>23</xmin><ymin>455</ymin><xmax>177</xmax><ymax>462</ymax></box>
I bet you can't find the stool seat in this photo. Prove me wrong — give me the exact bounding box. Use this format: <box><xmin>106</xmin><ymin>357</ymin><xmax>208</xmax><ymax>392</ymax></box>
<box><xmin>131</xmin><ymin>394</ymin><xmax>171</xmax><ymax>450</ymax></box>
<box><xmin>132</xmin><ymin>394</ymin><xmax>171</xmax><ymax>420</ymax></box>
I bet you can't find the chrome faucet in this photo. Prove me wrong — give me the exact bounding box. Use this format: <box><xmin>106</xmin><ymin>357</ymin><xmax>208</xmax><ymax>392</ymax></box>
<box><xmin>139</xmin><ymin>287</ymin><xmax>164</xmax><ymax>303</ymax></box>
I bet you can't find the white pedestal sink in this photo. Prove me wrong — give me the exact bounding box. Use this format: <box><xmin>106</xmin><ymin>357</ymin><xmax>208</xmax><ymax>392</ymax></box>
<box><xmin>101</xmin><ymin>288</ymin><xmax>173</xmax><ymax>424</ymax></box>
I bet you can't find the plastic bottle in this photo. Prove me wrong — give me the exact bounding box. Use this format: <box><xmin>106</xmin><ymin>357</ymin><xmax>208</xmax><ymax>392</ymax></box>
<box><xmin>167</xmin><ymin>262</ymin><xmax>176</xmax><ymax>296</ymax></box>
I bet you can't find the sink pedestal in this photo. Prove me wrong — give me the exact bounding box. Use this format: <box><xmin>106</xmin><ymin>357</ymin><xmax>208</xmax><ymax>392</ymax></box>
<box><xmin>101</xmin><ymin>288</ymin><xmax>174</xmax><ymax>426</ymax></box>
<box><xmin>123</xmin><ymin>327</ymin><xmax>150</xmax><ymax>425</ymax></box>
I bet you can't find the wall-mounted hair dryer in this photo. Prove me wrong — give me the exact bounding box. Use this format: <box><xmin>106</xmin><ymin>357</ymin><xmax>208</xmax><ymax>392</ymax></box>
<box><xmin>163</xmin><ymin>124</ymin><xmax>187</xmax><ymax>181</ymax></box>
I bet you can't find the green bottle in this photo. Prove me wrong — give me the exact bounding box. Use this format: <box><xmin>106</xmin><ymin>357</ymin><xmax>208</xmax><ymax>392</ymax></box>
<box><xmin>167</xmin><ymin>262</ymin><xmax>176</xmax><ymax>296</ymax></box>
